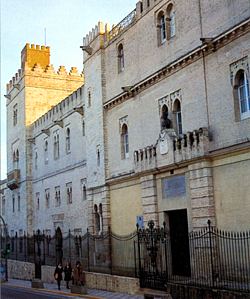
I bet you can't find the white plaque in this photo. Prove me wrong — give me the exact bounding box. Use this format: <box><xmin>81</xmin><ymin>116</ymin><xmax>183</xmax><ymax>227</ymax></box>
<box><xmin>159</xmin><ymin>132</ymin><xmax>168</xmax><ymax>155</ymax></box>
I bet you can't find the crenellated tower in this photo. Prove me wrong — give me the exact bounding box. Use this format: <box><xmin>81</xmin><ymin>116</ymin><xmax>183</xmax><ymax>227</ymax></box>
<box><xmin>81</xmin><ymin>22</ymin><xmax>111</xmax><ymax>234</ymax></box>
<box><xmin>5</xmin><ymin>43</ymin><xmax>84</xmax><ymax>234</ymax></box>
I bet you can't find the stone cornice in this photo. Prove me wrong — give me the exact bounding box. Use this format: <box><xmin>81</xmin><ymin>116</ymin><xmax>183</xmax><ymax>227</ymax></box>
<box><xmin>104</xmin><ymin>17</ymin><xmax>250</xmax><ymax>110</ymax></box>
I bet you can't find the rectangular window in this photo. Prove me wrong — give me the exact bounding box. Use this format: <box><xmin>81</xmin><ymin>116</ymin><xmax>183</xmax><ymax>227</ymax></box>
<box><xmin>66</xmin><ymin>182</ymin><xmax>72</xmax><ymax>204</ymax></box>
<box><xmin>55</xmin><ymin>186</ymin><xmax>61</xmax><ymax>207</ymax></box>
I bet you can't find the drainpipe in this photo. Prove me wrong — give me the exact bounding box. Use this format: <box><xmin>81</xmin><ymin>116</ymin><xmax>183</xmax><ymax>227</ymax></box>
<box><xmin>198</xmin><ymin>0</ymin><xmax>210</xmax><ymax>130</ymax></box>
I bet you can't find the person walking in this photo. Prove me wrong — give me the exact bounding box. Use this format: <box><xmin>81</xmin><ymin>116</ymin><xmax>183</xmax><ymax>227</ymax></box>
<box><xmin>64</xmin><ymin>261</ymin><xmax>72</xmax><ymax>289</ymax></box>
<box><xmin>54</xmin><ymin>262</ymin><xmax>63</xmax><ymax>290</ymax></box>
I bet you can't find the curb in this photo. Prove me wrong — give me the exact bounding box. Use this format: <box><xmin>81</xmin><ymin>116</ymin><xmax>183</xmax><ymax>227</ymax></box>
<box><xmin>3</xmin><ymin>283</ymin><xmax>104</xmax><ymax>299</ymax></box>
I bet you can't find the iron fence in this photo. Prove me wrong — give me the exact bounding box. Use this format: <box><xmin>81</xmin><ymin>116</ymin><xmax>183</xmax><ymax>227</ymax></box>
<box><xmin>135</xmin><ymin>220</ymin><xmax>250</xmax><ymax>293</ymax></box>
<box><xmin>1</xmin><ymin>222</ymin><xmax>249</xmax><ymax>293</ymax></box>
<box><xmin>0</xmin><ymin>228</ymin><xmax>137</xmax><ymax>278</ymax></box>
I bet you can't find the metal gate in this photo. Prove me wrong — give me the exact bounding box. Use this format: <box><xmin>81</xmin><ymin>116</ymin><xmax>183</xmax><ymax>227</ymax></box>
<box><xmin>136</xmin><ymin>220</ymin><xmax>168</xmax><ymax>290</ymax></box>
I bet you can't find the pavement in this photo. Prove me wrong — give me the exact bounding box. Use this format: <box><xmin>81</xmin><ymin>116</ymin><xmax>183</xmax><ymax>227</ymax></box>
<box><xmin>1</xmin><ymin>278</ymin><xmax>144</xmax><ymax>299</ymax></box>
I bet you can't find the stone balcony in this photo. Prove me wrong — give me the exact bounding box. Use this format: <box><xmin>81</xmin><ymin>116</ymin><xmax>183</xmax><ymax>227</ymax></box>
<box><xmin>134</xmin><ymin>145</ymin><xmax>157</xmax><ymax>173</ymax></box>
<box><xmin>7</xmin><ymin>169</ymin><xmax>20</xmax><ymax>190</ymax></box>
<box><xmin>134</xmin><ymin>128</ymin><xmax>210</xmax><ymax>173</ymax></box>
<box><xmin>173</xmin><ymin>127</ymin><xmax>209</xmax><ymax>163</ymax></box>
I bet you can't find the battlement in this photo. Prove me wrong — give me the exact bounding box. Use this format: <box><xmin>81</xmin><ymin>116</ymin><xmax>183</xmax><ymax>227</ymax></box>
<box><xmin>6</xmin><ymin>64</ymin><xmax>83</xmax><ymax>93</ymax></box>
<box><xmin>6</xmin><ymin>69</ymin><xmax>23</xmax><ymax>92</ymax></box>
<box><xmin>83</xmin><ymin>21</ymin><xmax>110</xmax><ymax>46</ymax></box>
<box><xmin>21</xmin><ymin>43</ymin><xmax>50</xmax><ymax>70</ymax></box>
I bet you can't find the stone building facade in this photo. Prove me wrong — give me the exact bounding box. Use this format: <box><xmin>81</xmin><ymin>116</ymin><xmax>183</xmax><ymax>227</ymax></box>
<box><xmin>3</xmin><ymin>0</ymin><xmax>250</xmax><ymax>246</ymax></box>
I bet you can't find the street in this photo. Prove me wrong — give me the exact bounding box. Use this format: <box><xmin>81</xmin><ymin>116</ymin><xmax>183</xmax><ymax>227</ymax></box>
<box><xmin>1</xmin><ymin>285</ymin><xmax>82</xmax><ymax>299</ymax></box>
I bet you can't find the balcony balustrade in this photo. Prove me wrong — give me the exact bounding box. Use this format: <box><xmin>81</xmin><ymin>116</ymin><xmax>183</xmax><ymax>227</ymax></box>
<box><xmin>134</xmin><ymin>128</ymin><xmax>210</xmax><ymax>173</ymax></box>
<box><xmin>7</xmin><ymin>169</ymin><xmax>20</xmax><ymax>190</ymax></box>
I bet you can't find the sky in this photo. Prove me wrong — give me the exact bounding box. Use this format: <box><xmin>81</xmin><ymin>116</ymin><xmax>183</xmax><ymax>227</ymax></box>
<box><xmin>0</xmin><ymin>0</ymin><xmax>136</xmax><ymax>180</ymax></box>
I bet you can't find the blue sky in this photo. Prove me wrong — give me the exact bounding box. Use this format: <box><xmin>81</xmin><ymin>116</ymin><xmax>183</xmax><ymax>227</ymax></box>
<box><xmin>0</xmin><ymin>0</ymin><xmax>136</xmax><ymax>179</ymax></box>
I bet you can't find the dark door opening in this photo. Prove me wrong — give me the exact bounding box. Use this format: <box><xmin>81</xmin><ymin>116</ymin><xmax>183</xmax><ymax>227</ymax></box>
<box><xmin>168</xmin><ymin>209</ymin><xmax>191</xmax><ymax>276</ymax></box>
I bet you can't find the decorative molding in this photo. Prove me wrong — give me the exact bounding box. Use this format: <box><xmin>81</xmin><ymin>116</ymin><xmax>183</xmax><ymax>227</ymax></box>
<box><xmin>53</xmin><ymin>120</ymin><xmax>64</xmax><ymax>128</ymax></box>
<box><xmin>41</xmin><ymin>129</ymin><xmax>50</xmax><ymax>136</ymax></box>
<box><xmin>74</xmin><ymin>106</ymin><xmax>84</xmax><ymax>116</ymax></box>
<box><xmin>119</xmin><ymin>115</ymin><xmax>128</xmax><ymax>132</ymax></box>
<box><xmin>27</xmin><ymin>138</ymin><xmax>36</xmax><ymax>145</ymax></box>
<box><xmin>230</xmin><ymin>56</ymin><xmax>249</xmax><ymax>85</ymax></box>
<box><xmin>13</xmin><ymin>83</ymin><xmax>21</xmax><ymax>90</ymax></box>
<box><xmin>104</xmin><ymin>18</ymin><xmax>250</xmax><ymax>110</ymax></box>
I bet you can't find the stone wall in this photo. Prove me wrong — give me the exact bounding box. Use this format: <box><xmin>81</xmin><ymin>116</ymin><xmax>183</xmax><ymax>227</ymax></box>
<box><xmin>7</xmin><ymin>261</ymin><xmax>140</xmax><ymax>295</ymax></box>
<box><xmin>7</xmin><ymin>259</ymin><xmax>34</xmax><ymax>280</ymax></box>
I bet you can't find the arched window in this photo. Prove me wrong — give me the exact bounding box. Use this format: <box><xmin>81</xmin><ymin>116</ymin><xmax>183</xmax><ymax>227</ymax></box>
<box><xmin>173</xmin><ymin>99</ymin><xmax>182</xmax><ymax>135</ymax></box>
<box><xmin>35</xmin><ymin>151</ymin><xmax>38</xmax><ymax>170</ymax></box>
<box><xmin>44</xmin><ymin>140</ymin><xmax>48</xmax><ymax>164</ymax></box>
<box><xmin>81</xmin><ymin>179</ymin><xmax>87</xmax><ymax>201</ymax></box>
<box><xmin>83</xmin><ymin>185</ymin><xmax>86</xmax><ymax>200</ymax></box>
<box><xmin>66</xmin><ymin>128</ymin><xmax>71</xmax><ymax>153</ymax></box>
<box><xmin>55</xmin><ymin>186</ymin><xmax>61</xmax><ymax>207</ymax></box>
<box><xmin>160</xmin><ymin>105</ymin><xmax>171</xmax><ymax>130</ymax></box>
<box><xmin>97</xmin><ymin>148</ymin><xmax>100</xmax><ymax>166</ymax></box>
<box><xmin>94</xmin><ymin>204</ymin><xmax>103</xmax><ymax>235</ymax></box>
<box><xmin>121</xmin><ymin>124</ymin><xmax>129</xmax><ymax>159</ymax></box>
<box><xmin>235</xmin><ymin>70</ymin><xmax>250</xmax><ymax>119</ymax></box>
<box><xmin>54</xmin><ymin>133</ymin><xmax>60</xmax><ymax>159</ymax></box>
<box><xmin>166</xmin><ymin>4</ymin><xmax>176</xmax><ymax>39</ymax></box>
<box><xmin>53</xmin><ymin>136</ymin><xmax>57</xmax><ymax>159</ymax></box>
<box><xmin>2</xmin><ymin>196</ymin><xmax>5</xmax><ymax>215</ymax></box>
<box><xmin>36</xmin><ymin>192</ymin><xmax>40</xmax><ymax>210</ymax></box>
<box><xmin>66</xmin><ymin>182</ymin><xmax>72</xmax><ymax>204</ymax></box>
<box><xmin>12</xmin><ymin>196</ymin><xmax>15</xmax><ymax>213</ymax></box>
<box><xmin>16</xmin><ymin>150</ymin><xmax>19</xmax><ymax>168</ymax></box>
<box><xmin>82</xmin><ymin>120</ymin><xmax>85</xmax><ymax>136</ymax></box>
<box><xmin>13</xmin><ymin>151</ymin><xmax>16</xmax><ymax>168</ymax></box>
<box><xmin>118</xmin><ymin>43</ymin><xmax>124</xmax><ymax>73</ymax></box>
<box><xmin>157</xmin><ymin>11</ymin><xmax>166</xmax><ymax>45</ymax></box>
<box><xmin>94</xmin><ymin>204</ymin><xmax>100</xmax><ymax>234</ymax></box>
<box><xmin>13</xmin><ymin>149</ymin><xmax>19</xmax><ymax>169</ymax></box>
<box><xmin>45</xmin><ymin>189</ymin><xmax>50</xmax><ymax>209</ymax></box>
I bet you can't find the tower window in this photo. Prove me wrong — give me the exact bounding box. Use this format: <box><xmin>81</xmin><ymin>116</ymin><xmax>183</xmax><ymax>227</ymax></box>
<box><xmin>121</xmin><ymin>124</ymin><xmax>129</xmax><ymax>159</ymax></box>
<box><xmin>45</xmin><ymin>189</ymin><xmax>50</xmax><ymax>209</ymax></box>
<box><xmin>66</xmin><ymin>127</ymin><xmax>71</xmax><ymax>153</ymax></box>
<box><xmin>82</xmin><ymin>120</ymin><xmax>85</xmax><ymax>136</ymax></box>
<box><xmin>54</xmin><ymin>133</ymin><xmax>60</xmax><ymax>159</ymax></box>
<box><xmin>166</xmin><ymin>4</ymin><xmax>176</xmax><ymax>39</ymax></box>
<box><xmin>44</xmin><ymin>140</ymin><xmax>48</xmax><ymax>164</ymax></box>
<box><xmin>17</xmin><ymin>193</ymin><xmax>21</xmax><ymax>211</ymax></box>
<box><xmin>157</xmin><ymin>11</ymin><xmax>166</xmax><ymax>45</ymax></box>
<box><xmin>118</xmin><ymin>43</ymin><xmax>125</xmax><ymax>73</ymax></box>
<box><xmin>13</xmin><ymin>104</ymin><xmax>18</xmax><ymax>126</ymax></box>
<box><xmin>66</xmin><ymin>182</ymin><xmax>72</xmax><ymax>204</ymax></box>
<box><xmin>55</xmin><ymin>186</ymin><xmax>61</xmax><ymax>207</ymax></box>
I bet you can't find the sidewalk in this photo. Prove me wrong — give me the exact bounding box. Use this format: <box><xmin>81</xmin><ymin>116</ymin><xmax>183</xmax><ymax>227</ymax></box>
<box><xmin>2</xmin><ymin>278</ymin><xmax>144</xmax><ymax>299</ymax></box>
